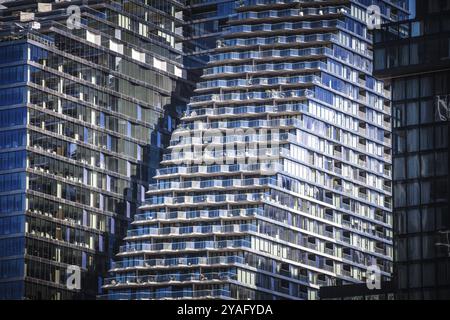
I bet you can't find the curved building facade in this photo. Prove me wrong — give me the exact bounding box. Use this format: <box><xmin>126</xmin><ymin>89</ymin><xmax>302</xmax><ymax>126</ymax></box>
<box><xmin>103</xmin><ymin>0</ymin><xmax>409</xmax><ymax>300</ymax></box>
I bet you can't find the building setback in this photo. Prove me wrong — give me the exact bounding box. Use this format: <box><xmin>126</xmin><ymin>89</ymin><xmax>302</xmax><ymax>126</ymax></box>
<box><xmin>374</xmin><ymin>0</ymin><xmax>450</xmax><ymax>300</ymax></box>
<box><xmin>0</xmin><ymin>0</ymin><xmax>190</xmax><ymax>299</ymax></box>
<box><xmin>102</xmin><ymin>0</ymin><xmax>408</xmax><ymax>300</ymax></box>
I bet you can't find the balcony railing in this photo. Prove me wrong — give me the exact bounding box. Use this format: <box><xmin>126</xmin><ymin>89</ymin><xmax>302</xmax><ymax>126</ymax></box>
<box><xmin>104</xmin><ymin>272</ymin><xmax>237</xmax><ymax>286</ymax></box>
<box><xmin>110</xmin><ymin>255</ymin><xmax>245</xmax><ymax>269</ymax></box>
<box><xmin>126</xmin><ymin>223</ymin><xmax>258</xmax><ymax>238</ymax></box>
<box><xmin>99</xmin><ymin>289</ymin><xmax>232</xmax><ymax>300</ymax></box>
<box><xmin>119</xmin><ymin>239</ymin><xmax>251</xmax><ymax>253</ymax></box>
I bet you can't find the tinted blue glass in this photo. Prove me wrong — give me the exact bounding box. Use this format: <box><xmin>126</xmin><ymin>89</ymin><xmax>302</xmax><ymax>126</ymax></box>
<box><xmin>30</xmin><ymin>45</ymin><xmax>49</xmax><ymax>63</ymax></box>
<box><xmin>0</xmin><ymin>259</ymin><xmax>24</xmax><ymax>279</ymax></box>
<box><xmin>0</xmin><ymin>44</ymin><xmax>26</xmax><ymax>64</ymax></box>
<box><xmin>0</xmin><ymin>87</ymin><xmax>26</xmax><ymax>106</ymax></box>
<box><xmin>0</xmin><ymin>237</ymin><xmax>24</xmax><ymax>258</ymax></box>
<box><xmin>0</xmin><ymin>108</ymin><xmax>27</xmax><ymax>127</ymax></box>
<box><xmin>315</xmin><ymin>87</ymin><xmax>334</xmax><ymax>105</ymax></box>
<box><xmin>0</xmin><ymin>151</ymin><xmax>26</xmax><ymax>171</ymax></box>
<box><xmin>0</xmin><ymin>129</ymin><xmax>26</xmax><ymax>148</ymax></box>
<box><xmin>0</xmin><ymin>66</ymin><xmax>27</xmax><ymax>85</ymax></box>
<box><xmin>0</xmin><ymin>194</ymin><xmax>24</xmax><ymax>213</ymax></box>
<box><xmin>0</xmin><ymin>172</ymin><xmax>25</xmax><ymax>192</ymax></box>
<box><xmin>218</xmin><ymin>1</ymin><xmax>236</xmax><ymax>16</ymax></box>
<box><xmin>0</xmin><ymin>216</ymin><xmax>24</xmax><ymax>236</ymax></box>
<box><xmin>0</xmin><ymin>280</ymin><xmax>24</xmax><ymax>299</ymax></box>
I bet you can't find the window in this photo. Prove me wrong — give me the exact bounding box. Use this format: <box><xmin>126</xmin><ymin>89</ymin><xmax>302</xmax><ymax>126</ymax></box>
<box><xmin>407</xmin><ymin>129</ymin><xmax>419</xmax><ymax>152</ymax></box>
<box><xmin>420</xmin><ymin>100</ymin><xmax>434</xmax><ymax>124</ymax></box>
<box><xmin>0</xmin><ymin>66</ymin><xmax>27</xmax><ymax>85</ymax></box>
<box><xmin>422</xmin><ymin>235</ymin><xmax>435</xmax><ymax>259</ymax></box>
<box><xmin>420</xmin><ymin>153</ymin><xmax>434</xmax><ymax>177</ymax></box>
<box><xmin>0</xmin><ymin>44</ymin><xmax>26</xmax><ymax>63</ymax></box>
<box><xmin>408</xmin><ymin>236</ymin><xmax>421</xmax><ymax>260</ymax></box>
<box><xmin>407</xmin><ymin>155</ymin><xmax>419</xmax><ymax>179</ymax></box>
<box><xmin>0</xmin><ymin>87</ymin><xmax>26</xmax><ymax>106</ymax></box>
<box><xmin>422</xmin><ymin>208</ymin><xmax>435</xmax><ymax>232</ymax></box>
<box><xmin>407</xmin><ymin>209</ymin><xmax>421</xmax><ymax>233</ymax></box>
<box><xmin>406</xmin><ymin>102</ymin><xmax>419</xmax><ymax>125</ymax></box>
<box><xmin>423</xmin><ymin>262</ymin><xmax>436</xmax><ymax>287</ymax></box>
<box><xmin>409</xmin><ymin>263</ymin><xmax>422</xmax><ymax>288</ymax></box>
<box><xmin>436</xmin><ymin>152</ymin><xmax>448</xmax><ymax>176</ymax></box>
<box><xmin>420</xmin><ymin>127</ymin><xmax>434</xmax><ymax>151</ymax></box>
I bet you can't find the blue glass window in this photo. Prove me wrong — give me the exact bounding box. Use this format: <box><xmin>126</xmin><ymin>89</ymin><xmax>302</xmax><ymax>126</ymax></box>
<box><xmin>0</xmin><ymin>130</ymin><xmax>26</xmax><ymax>149</ymax></box>
<box><xmin>0</xmin><ymin>258</ymin><xmax>24</xmax><ymax>279</ymax></box>
<box><xmin>315</xmin><ymin>87</ymin><xmax>334</xmax><ymax>105</ymax></box>
<box><xmin>0</xmin><ymin>44</ymin><xmax>26</xmax><ymax>63</ymax></box>
<box><xmin>0</xmin><ymin>194</ymin><xmax>24</xmax><ymax>214</ymax></box>
<box><xmin>0</xmin><ymin>172</ymin><xmax>25</xmax><ymax>192</ymax></box>
<box><xmin>0</xmin><ymin>280</ymin><xmax>24</xmax><ymax>299</ymax></box>
<box><xmin>0</xmin><ymin>66</ymin><xmax>27</xmax><ymax>85</ymax></box>
<box><xmin>0</xmin><ymin>108</ymin><xmax>27</xmax><ymax>127</ymax></box>
<box><xmin>0</xmin><ymin>151</ymin><xmax>26</xmax><ymax>171</ymax></box>
<box><xmin>0</xmin><ymin>216</ymin><xmax>25</xmax><ymax>236</ymax></box>
<box><xmin>0</xmin><ymin>87</ymin><xmax>26</xmax><ymax>106</ymax></box>
<box><xmin>0</xmin><ymin>237</ymin><xmax>25</xmax><ymax>257</ymax></box>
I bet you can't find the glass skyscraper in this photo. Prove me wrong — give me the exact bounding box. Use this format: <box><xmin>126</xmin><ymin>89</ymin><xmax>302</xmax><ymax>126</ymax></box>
<box><xmin>102</xmin><ymin>0</ymin><xmax>409</xmax><ymax>300</ymax></box>
<box><xmin>374</xmin><ymin>0</ymin><xmax>450</xmax><ymax>300</ymax></box>
<box><xmin>0</xmin><ymin>0</ymin><xmax>188</xmax><ymax>299</ymax></box>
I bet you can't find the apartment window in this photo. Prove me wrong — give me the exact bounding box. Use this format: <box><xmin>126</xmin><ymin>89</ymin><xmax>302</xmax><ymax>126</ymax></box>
<box><xmin>420</xmin><ymin>100</ymin><xmax>434</xmax><ymax>124</ymax></box>
<box><xmin>422</xmin><ymin>235</ymin><xmax>435</xmax><ymax>259</ymax></box>
<box><xmin>407</xmin><ymin>129</ymin><xmax>419</xmax><ymax>152</ymax></box>
<box><xmin>406</xmin><ymin>102</ymin><xmax>419</xmax><ymax>125</ymax></box>
<box><xmin>396</xmin><ymin>210</ymin><xmax>407</xmax><ymax>234</ymax></box>
<box><xmin>407</xmin><ymin>155</ymin><xmax>419</xmax><ymax>179</ymax></box>
<box><xmin>423</xmin><ymin>262</ymin><xmax>436</xmax><ymax>287</ymax></box>
<box><xmin>409</xmin><ymin>263</ymin><xmax>422</xmax><ymax>288</ymax></box>
<box><xmin>420</xmin><ymin>153</ymin><xmax>434</xmax><ymax>178</ymax></box>
<box><xmin>436</xmin><ymin>152</ymin><xmax>449</xmax><ymax>176</ymax></box>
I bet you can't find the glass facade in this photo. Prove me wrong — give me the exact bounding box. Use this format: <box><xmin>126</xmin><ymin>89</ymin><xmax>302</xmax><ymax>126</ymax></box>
<box><xmin>183</xmin><ymin>0</ymin><xmax>236</xmax><ymax>82</ymax></box>
<box><xmin>103</xmin><ymin>0</ymin><xmax>408</xmax><ymax>300</ymax></box>
<box><xmin>374</xmin><ymin>0</ymin><xmax>450</xmax><ymax>300</ymax></box>
<box><xmin>0</xmin><ymin>0</ymin><xmax>188</xmax><ymax>299</ymax></box>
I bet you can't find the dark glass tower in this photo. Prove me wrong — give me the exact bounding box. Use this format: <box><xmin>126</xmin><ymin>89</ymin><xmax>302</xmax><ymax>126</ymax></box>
<box><xmin>103</xmin><ymin>0</ymin><xmax>408</xmax><ymax>300</ymax></box>
<box><xmin>0</xmin><ymin>0</ymin><xmax>189</xmax><ymax>299</ymax></box>
<box><xmin>374</xmin><ymin>0</ymin><xmax>450</xmax><ymax>300</ymax></box>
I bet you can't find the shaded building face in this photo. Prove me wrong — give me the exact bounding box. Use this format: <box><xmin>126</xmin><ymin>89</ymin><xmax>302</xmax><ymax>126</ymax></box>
<box><xmin>0</xmin><ymin>0</ymin><xmax>188</xmax><ymax>299</ymax></box>
<box><xmin>374</xmin><ymin>0</ymin><xmax>450</xmax><ymax>300</ymax></box>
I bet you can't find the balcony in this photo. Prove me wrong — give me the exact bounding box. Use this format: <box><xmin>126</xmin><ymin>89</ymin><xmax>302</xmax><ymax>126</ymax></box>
<box><xmin>125</xmin><ymin>223</ymin><xmax>258</xmax><ymax>239</ymax></box>
<box><xmin>119</xmin><ymin>239</ymin><xmax>251</xmax><ymax>254</ymax></box>
<box><xmin>99</xmin><ymin>289</ymin><xmax>232</xmax><ymax>300</ymax></box>
<box><xmin>134</xmin><ymin>208</ymin><xmax>263</xmax><ymax>223</ymax></box>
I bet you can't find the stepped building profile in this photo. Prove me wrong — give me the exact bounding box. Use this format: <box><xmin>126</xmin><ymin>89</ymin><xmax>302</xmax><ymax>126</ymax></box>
<box><xmin>102</xmin><ymin>0</ymin><xmax>409</xmax><ymax>300</ymax></box>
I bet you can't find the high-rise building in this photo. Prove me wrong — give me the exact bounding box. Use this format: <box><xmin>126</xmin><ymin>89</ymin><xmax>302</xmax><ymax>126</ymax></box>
<box><xmin>0</xmin><ymin>0</ymin><xmax>189</xmax><ymax>299</ymax></box>
<box><xmin>373</xmin><ymin>0</ymin><xmax>450</xmax><ymax>300</ymax></box>
<box><xmin>102</xmin><ymin>0</ymin><xmax>409</xmax><ymax>300</ymax></box>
